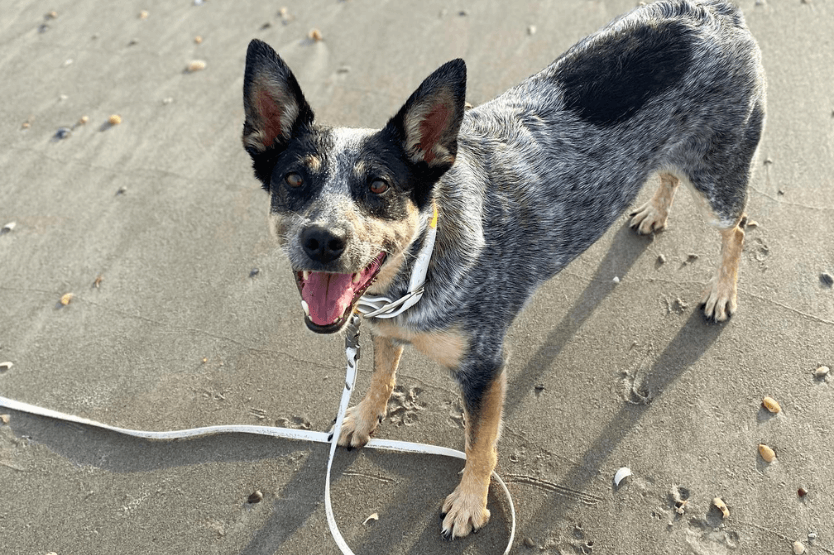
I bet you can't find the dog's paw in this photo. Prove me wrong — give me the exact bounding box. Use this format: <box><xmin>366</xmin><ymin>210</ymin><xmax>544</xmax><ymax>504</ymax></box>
<box><xmin>331</xmin><ymin>401</ymin><xmax>383</xmax><ymax>449</ymax></box>
<box><xmin>629</xmin><ymin>201</ymin><xmax>668</xmax><ymax>235</ymax></box>
<box><xmin>700</xmin><ymin>278</ymin><xmax>737</xmax><ymax>322</ymax></box>
<box><xmin>440</xmin><ymin>483</ymin><xmax>490</xmax><ymax>539</ymax></box>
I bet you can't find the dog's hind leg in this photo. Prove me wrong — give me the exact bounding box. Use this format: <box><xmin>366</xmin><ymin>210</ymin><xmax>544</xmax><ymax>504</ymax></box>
<box><xmin>701</xmin><ymin>217</ymin><xmax>746</xmax><ymax>322</ymax></box>
<box><xmin>629</xmin><ymin>172</ymin><xmax>680</xmax><ymax>235</ymax></box>
<box><xmin>336</xmin><ymin>335</ymin><xmax>403</xmax><ymax>448</ymax></box>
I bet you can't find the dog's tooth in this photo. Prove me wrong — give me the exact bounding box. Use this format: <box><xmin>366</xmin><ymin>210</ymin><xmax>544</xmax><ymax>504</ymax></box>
<box><xmin>301</xmin><ymin>300</ymin><xmax>310</xmax><ymax>316</ymax></box>
<box><xmin>352</xmin><ymin>272</ymin><xmax>361</xmax><ymax>284</ymax></box>
<box><xmin>302</xmin><ymin>270</ymin><xmax>310</xmax><ymax>281</ymax></box>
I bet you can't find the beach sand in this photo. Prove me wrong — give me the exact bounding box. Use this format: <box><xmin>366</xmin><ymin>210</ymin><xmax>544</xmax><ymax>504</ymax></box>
<box><xmin>1</xmin><ymin>1</ymin><xmax>832</xmax><ymax>553</ymax></box>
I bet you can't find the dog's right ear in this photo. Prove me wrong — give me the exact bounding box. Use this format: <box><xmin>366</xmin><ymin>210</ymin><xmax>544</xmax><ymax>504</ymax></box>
<box><xmin>242</xmin><ymin>39</ymin><xmax>314</xmax><ymax>158</ymax></box>
<box><xmin>384</xmin><ymin>59</ymin><xmax>467</xmax><ymax>174</ymax></box>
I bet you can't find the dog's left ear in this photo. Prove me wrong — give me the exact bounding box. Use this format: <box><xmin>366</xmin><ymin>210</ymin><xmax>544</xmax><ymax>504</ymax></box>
<box><xmin>242</xmin><ymin>39</ymin><xmax>314</xmax><ymax>157</ymax></box>
<box><xmin>385</xmin><ymin>59</ymin><xmax>467</xmax><ymax>171</ymax></box>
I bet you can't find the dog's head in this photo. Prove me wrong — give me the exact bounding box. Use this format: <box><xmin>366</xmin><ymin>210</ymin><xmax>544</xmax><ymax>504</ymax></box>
<box><xmin>242</xmin><ymin>39</ymin><xmax>466</xmax><ymax>333</ymax></box>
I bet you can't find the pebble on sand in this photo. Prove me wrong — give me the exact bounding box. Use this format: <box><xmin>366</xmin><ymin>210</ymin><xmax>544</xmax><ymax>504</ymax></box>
<box><xmin>308</xmin><ymin>28</ymin><xmax>323</xmax><ymax>41</ymax></box>
<box><xmin>757</xmin><ymin>444</ymin><xmax>776</xmax><ymax>463</ymax></box>
<box><xmin>108</xmin><ymin>114</ymin><xmax>122</xmax><ymax>125</ymax></box>
<box><xmin>60</xmin><ymin>293</ymin><xmax>74</xmax><ymax>306</ymax></box>
<box><xmin>187</xmin><ymin>60</ymin><xmax>207</xmax><ymax>72</ymax></box>
<box><xmin>762</xmin><ymin>396</ymin><xmax>781</xmax><ymax>414</ymax></box>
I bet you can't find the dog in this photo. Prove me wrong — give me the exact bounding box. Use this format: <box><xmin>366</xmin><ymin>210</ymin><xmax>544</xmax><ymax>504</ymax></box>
<box><xmin>241</xmin><ymin>0</ymin><xmax>765</xmax><ymax>539</ymax></box>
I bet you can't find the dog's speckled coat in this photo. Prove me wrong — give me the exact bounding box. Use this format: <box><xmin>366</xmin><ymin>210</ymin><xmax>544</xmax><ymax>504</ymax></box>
<box><xmin>242</xmin><ymin>0</ymin><xmax>765</xmax><ymax>539</ymax></box>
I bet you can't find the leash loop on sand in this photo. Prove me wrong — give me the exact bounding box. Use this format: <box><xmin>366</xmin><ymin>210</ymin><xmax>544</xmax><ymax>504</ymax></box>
<box><xmin>0</xmin><ymin>313</ymin><xmax>515</xmax><ymax>554</ymax></box>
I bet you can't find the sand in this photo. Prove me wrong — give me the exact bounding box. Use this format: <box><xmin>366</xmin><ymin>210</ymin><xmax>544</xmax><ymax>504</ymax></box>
<box><xmin>0</xmin><ymin>0</ymin><xmax>832</xmax><ymax>553</ymax></box>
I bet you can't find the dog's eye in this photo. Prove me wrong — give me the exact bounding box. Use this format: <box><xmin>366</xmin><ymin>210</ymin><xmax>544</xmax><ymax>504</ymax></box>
<box><xmin>285</xmin><ymin>172</ymin><xmax>303</xmax><ymax>188</ymax></box>
<box><xmin>369</xmin><ymin>178</ymin><xmax>389</xmax><ymax>195</ymax></box>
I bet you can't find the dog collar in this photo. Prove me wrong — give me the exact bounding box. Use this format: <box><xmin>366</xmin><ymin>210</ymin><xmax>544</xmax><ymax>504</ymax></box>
<box><xmin>355</xmin><ymin>206</ymin><xmax>437</xmax><ymax>319</ymax></box>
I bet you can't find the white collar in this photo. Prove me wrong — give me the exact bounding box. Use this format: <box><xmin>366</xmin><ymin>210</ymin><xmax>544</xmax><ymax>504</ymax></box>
<box><xmin>355</xmin><ymin>206</ymin><xmax>437</xmax><ymax>319</ymax></box>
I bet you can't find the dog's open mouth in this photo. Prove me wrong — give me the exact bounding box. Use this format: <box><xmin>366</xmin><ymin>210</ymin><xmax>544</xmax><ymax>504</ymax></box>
<box><xmin>295</xmin><ymin>252</ymin><xmax>387</xmax><ymax>333</ymax></box>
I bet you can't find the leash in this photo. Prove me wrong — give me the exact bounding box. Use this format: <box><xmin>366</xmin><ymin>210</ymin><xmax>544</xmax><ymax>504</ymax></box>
<box><xmin>0</xmin><ymin>314</ymin><xmax>516</xmax><ymax>554</ymax></box>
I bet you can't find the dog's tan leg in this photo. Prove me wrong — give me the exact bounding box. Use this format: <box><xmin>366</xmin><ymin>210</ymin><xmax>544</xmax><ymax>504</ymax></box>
<box><xmin>701</xmin><ymin>218</ymin><xmax>745</xmax><ymax>322</ymax></box>
<box><xmin>337</xmin><ymin>335</ymin><xmax>403</xmax><ymax>448</ymax></box>
<box><xmin>629</xmin><ymin>172</ymin><xmax>680</xmax><ymax>234</ymax></box>
<box><xmin>441</xmin><ymin>370</ymin><xmax>506</xmax><ymax>538</ymax></box>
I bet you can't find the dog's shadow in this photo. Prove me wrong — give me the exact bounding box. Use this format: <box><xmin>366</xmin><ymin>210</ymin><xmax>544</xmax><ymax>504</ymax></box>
<box><xmin>504</xmin><ymin>223</ymin><xmax>653</xmax><ymax>419</ymax></box>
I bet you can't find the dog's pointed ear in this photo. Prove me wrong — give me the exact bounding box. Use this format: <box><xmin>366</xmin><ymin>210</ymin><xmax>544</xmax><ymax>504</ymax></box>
<box><xmin>242</xmin><ymin>39</ymin><xmax>314</xmax><ymax>155</ymax></box>
<box><xmin>385</xmin><ymin>59</ymin><xmax>467</xmax><ymax>171</ymax></box>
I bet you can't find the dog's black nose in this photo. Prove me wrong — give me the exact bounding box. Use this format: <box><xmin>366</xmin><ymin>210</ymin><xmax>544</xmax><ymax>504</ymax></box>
<box><xmin>300</xmin><ymin>226</ymin><xmax>346</xmax><ymax>263</ymax></box>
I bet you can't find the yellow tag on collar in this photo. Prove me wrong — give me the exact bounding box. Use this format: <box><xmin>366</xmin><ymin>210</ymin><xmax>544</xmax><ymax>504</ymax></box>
<box><xmin>430</xmin><ymin>206</ymin><xmax>438</xmax><ymax>229</ymax></box>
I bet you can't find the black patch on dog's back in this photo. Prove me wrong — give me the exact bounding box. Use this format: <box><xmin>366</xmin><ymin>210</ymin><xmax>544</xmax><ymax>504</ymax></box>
<box><xmin>555</xmin><ymin>19</ymin><xmax>693</xmax><ymax>127</ymax></box>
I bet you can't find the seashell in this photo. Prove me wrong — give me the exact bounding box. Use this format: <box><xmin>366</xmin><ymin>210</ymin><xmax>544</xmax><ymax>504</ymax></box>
<box><xmin>79</xmin><ymin>115</ymin><xmax>89</xmax><ymax>125</ymax></box>
<box><xmin>108</xmin><ymin>114</ymin><xmax>122</xmax><ymax>125</ymax></box>
<box><xmin>247</xmin><ymin>490</ymin><xmax>263</xmax><ymax>503</ymax></box>
<box><xmin>139</xmin><ymin>10</ymin><xmax>149</xmax><ymax>19</ymax></box>
<box><xmin>814</xmin><ymin>366</ymin><xmax>830</xmax><ymax>379</ymax></box>
<box><xmin>0</xmin><ymin>414</ymin><xmax>9</xmax><ymax>424</ymax></box>
<box><xmin>613</xmin><ymin>467</ymin><xmax>632</xmax><ymax>487</ymax></box>
<box><xmin>187</xmin><ymin>60</ymin><xmax>206</xmax><ymax>72</ymax></box>
<box><xmin>2</xmin><ymin>222</ymin><xmax>16</xmax><ymax>232</ymax></box>
<box><xmin>712</xmin><ymin>497</ymin><xmax>729</xmax><ymax>518</ymax></box>
<box><xmin>758</xmin><ymin>444</ymin><xmax>776</xmax><ymax>462</ymax></box>
<box><xmin>194</xmin><ymin>35</ymin><xmax>203</xmax><ymax>44</ymax></box>
<box><xmin>793</xmin><ymin>540</ymin><xmax>806</xmax><ymax>554</ymax></box>
<box><xmin>308</xmin><ymin>28</ymin><xmax>323</xmax><ymax>41</ymax></box>
<box><xmin>362</xmin><ymin>512</ymin><xmax>379</xmax><ymax>525</ymax></box>
<box><xmin>60</xmin><ymin>292</ymin><xmax>73</xmax><ymax>305</ymax></box>
<box><xmin>762</xmin><ymin>396</ymin><xmax>781</xmax><ymax>413</ymax></box>
<box><xmin>0</xmin><ymin>362</ymin><xmax>13</xmax><ymax>372</ymax></box>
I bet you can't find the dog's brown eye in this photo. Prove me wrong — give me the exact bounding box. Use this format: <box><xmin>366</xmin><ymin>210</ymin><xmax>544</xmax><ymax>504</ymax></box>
<box><xmin>285</xmin><ymin>172</ymin><xmax>303</xmax><ymax>188</ymax></box>
<box><xmin>369</xmin><ymin>178</ymin><xmax>389</xmax><ymax>195</ymax></box>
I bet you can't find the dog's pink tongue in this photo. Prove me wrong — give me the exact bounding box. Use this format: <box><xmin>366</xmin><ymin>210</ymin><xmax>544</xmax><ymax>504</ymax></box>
<box><xmin>302</xmin><ymin>272</ymin><xmax>354</xmax><ymax>326</ymax></box>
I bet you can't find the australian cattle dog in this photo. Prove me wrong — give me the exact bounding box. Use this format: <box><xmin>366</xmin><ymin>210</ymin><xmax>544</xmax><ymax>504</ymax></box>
<box><xmin>241</xmin><ymin>0</ymin><xmax>765</xmax><ymax>539</ymax></box>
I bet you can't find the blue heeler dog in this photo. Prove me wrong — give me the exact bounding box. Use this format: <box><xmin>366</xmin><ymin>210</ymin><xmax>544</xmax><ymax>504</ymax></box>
<box><xmin>241</xmin><ymin>0</ymin><xmax>765</xmax><ymax>539</ymax></box>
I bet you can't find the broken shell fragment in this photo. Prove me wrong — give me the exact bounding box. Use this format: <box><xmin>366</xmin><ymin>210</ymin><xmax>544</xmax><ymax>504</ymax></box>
<box><xmin>78</xmin><ymin>115</ymin><xmax>89</xmax><ymax>125</ymax></box>
<box><xmin>814</xmin><ymin>365</ymin><xmax>830</xmax><ymax>379</ymax></box>
<box><xmin>308</xmin><ymin>28</ymin><xmax>323</xmax><ymax>41</ymax></box>
<box><xmin>793</xmin><ymin>540</ymin><xmax>806</xmax><ymax>554</ymax></box>
<box><xmin>60</xmin><ymin>292</ymin><xmax>73</xmax><ymax>306</ymax></box>
<box><xmin>2</xmin><ymin>222</ymin><xmax>16</xmax><ymax>232</ymax></box>
<box><xmin>0</xmin><ymin>362</ymin><xmax>13</xmax><ymax>372</ymax></box>
<box><xmin>712</xmin><ymin>497</ymin><xmax>729</xmax><ymax>518</ymax></box>
<box><xmin>0</xmin><ymin>414</ymin><xmax>9</xmax><ymax>424</ymax></box>
<box><xmin>247</xmin><ymin>490</ymin><xmax>263</xmax><ymax>503</ymax></box>
<box><xmin>762</xmin><ymin>396</ymin><xmax>781</xmax><ymax>413</ymax></box>
<box><xmin>108</xmin><ymin>114</ymin><xmax>122</xmax><ymax>125</ymax></box>
<box><xmin>613</xmin><ymin>467</ymin><xmax>632</xmax><ymax>487</ymax></box>
<box><xmin>758</xmin><ymin>444</ymin><xmax>776</xmax><ymax>463</ymax></box>
<box><xmin>187</xmin><ymin>59</ymin><xmax>207</xmax><ymax>72</ymax></box>
<box><xmin>362</xmin><ymin>512</ymin><xmax>379</xmax><ymax>525</ymax></box>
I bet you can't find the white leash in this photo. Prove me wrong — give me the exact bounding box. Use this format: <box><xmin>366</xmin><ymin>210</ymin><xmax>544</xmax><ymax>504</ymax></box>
<box><xmin>0</xmin><ymin>208</ymin><xmax>517</xmax><ymax>553</ymax></box>
<box><xmin>0</xmin><ymin>314</ymin><xmax>516</xmax><ymax>554</ymax></box>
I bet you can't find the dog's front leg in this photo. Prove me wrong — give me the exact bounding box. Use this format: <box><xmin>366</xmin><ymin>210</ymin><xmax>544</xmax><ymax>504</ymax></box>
<box><xmin>442</xmin><ymin>367</ymin><xmax>506</xmax><ymax>538</ymax></box>
<box><xmin>336</xmin><ymin>334</ymin><xmax>403</xmax><ymax>449</ymax></box>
